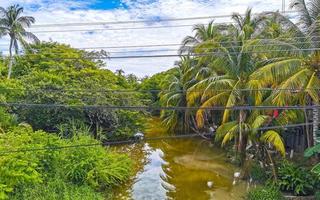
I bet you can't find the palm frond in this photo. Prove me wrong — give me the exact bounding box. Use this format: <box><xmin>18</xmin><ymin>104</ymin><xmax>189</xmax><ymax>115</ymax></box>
<box><xmin>195</xmin><ymin>92</ymin><xmax>230</xmax><ymax>128</ymax></box>
<box><xmin>272</xmin><ymin>68</ymin><xmax>312</xmax><ymax>105</ymax></box>
<box><xmin>261</xmin><ymin>130</ymin><xmax>285</xmax><ymax>156</ymax></box>
<box><xmin>215</xmin><ymin>121</ymin><xmax>238</xmax><ymax>140</ymax></box>
<box><xmin>306</xmin><ymin>72</ymin><xmax>320</xmax><ymax>103</ymax></box>
<box><xmin>290</xmin><ymin>0</ymin><xmax>313</xmax><ymax>28</ymax></box>
<box><xmin>250</xmin><ymin>58</ymin><xmax>302</xmax><ymax>85</ymax></box>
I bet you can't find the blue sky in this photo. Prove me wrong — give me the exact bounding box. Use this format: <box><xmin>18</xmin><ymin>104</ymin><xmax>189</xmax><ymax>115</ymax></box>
<box><xmin>1</xmin><ymin>0</ymin><xmax>288</xmax><ymax>77</ymax></box>
<box><xmin>88</xmin><ymin>1</ymin><xmax>123</xmax><ymax>9</ymax></box>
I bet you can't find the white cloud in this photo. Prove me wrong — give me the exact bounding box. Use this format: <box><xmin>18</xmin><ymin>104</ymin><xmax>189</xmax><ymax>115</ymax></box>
<box><xmin>0</xmin><ymin>0</ymin><xmax>288</xmax><ymax>77</ymax></box>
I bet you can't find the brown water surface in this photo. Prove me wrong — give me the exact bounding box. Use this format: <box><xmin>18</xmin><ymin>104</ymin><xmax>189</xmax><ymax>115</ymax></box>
<box><xmin>113</xmin><ymin>138</ymin><xmax>248</xmax><ymax>200</ymax></box>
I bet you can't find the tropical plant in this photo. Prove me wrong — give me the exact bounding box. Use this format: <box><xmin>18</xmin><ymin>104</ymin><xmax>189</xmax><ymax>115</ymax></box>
<box><xmin>186</xmin><ymin>8</ymin><xmax>281</xmax><ymax>163</ymax></box>
<box><xmin>245</xmin><ymin>186</ymin><xmax>285</xmax><ymax>200</ymax></box>
<box><xmin>0</xmin><ymin>4</ymin><xmax>39</xmax><ymax>79</ymax></box>
<box><xmin>305</xmin><ymin>143</ymin><xmax>320</xmax><ymax>177</ymax></box>
<box><xmin>179</xmin><ymin>20</ymin><xmax>230</xmax><ymax>53</ymax></box>
<box><xmin>251</xmin><ymin>0</ymin><xmax>320</xmax><ymax>146</ymax></box>
<box><xmin>0</xmin><ymin>125</ymin><xmax>132</xmax><ymax>199</ymax></box>
<box><xmin>276</xmin><ymin>161</ymin><xmax>317</xmax><ymax>196</ymax></box>
<box><xmin>160</xmin><ymin>57</ymin><xmax>197</xmax><ymax>133</ymax></box>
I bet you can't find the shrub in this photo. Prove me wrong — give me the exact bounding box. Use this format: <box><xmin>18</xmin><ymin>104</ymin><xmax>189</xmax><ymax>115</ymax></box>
<box><xmin>316</xmin><ymin>191</ymin><xmax>320</xmax><ymax>200</ymax></box>
<box><xmin>245</xmin><ymin>186</ymin><xmax>285</xmax><ymax>200</ymax></box>
<box><xmin>10</xmin><ymin>178</ymin><xmax>105</xmax><ymax>200</ymax></box>
<box><xmin>276</xmin><ymin>161</ymin><xmax>316</xmax><ymax>196</ymax></box>
<box><xmin>0</xmin><ymin>127</ymin><xmax>132</xmax><ymax>199</ymax></box>
<box><xmin>250</xmin><ymin>162</ymin><xmax>269</xmax><ymax>183</ymax></box>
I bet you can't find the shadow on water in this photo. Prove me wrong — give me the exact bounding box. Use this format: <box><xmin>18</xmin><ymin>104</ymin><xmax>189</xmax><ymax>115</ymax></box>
<box><xmin>113</xmin><ymin>138</ymin><xmax>248</xmax><ymax>200</ymax></box>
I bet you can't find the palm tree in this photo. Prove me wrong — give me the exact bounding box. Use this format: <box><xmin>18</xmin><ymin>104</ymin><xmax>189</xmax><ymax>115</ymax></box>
<box><xmin>179</xmin><ymin>21</ymin><xmax>231</xmax><ymax>54</ymax></box>
<box><xmin>216</xmin><ymin>112</ymin><xmax>286</xmax><ymax>174</ymax></box>
<box><xmin>251</xmin><ymin>0</ymin><xmax>320</xmax><ymax>146</ymax></box>
<box><xmin>185</xmin><ymin>8</ymin><xmax>296</xmax><ymax>163</ymax></box>
<box><xmin>159</xmin><ymin>57</ymin><xmax>197</xmax><ymax>134</ymax></box>
<box><xmin>0</xmin><ymin>4</ymin><xmax>39</xmax><ymax>79</ymax></box>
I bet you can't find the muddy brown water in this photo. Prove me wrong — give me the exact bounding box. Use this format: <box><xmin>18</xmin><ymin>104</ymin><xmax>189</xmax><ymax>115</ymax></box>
<box><xmin>113</xmin><ymin>138</ymin><xmax>249</xmax><ymax>200</ymax></box>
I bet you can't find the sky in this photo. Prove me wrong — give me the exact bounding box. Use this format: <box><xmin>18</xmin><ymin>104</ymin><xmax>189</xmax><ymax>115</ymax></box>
<box><xmin>0</xmin><ymin>0</ymin><xmax>289</xmax><ymax>77</ymax></box>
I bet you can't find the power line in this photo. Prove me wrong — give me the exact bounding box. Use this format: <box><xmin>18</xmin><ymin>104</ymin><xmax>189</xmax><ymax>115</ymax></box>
<box><xmin>0</xmin><ymin>121</ymin><xmax>311</xmax><ymax>156</ymax></box>
<box><xmin>31</xmin><ymin>24</ymin><xmax>197</xmax><ymax>33</ymax></box>
<box><xmin>15</xmin><ymin>48</ymin><xmax>320</xmax><ymax>60</ymax></box>
<box><xmin>1</xmin><ymin>87</ymin><xmax>320</xmax><ymax>94</ymax></box>
<box><xmin>1</xmin><ymin>102</ymin><xmax>320</xmax><ymax>111</ymax></box>
<box><xmin>29</xmin><ymin>10</ymin><xmax>298</xmax><ymax>28</ymax></box>
<box><xmin>4</xmin><ymin>40</ymin><xmax>316</xmax><ymax>56</ymax></box>
<box><xmin>0</xmin><ymin>35</ymin><xmax>317</xmax><ymax>50</ymax></box>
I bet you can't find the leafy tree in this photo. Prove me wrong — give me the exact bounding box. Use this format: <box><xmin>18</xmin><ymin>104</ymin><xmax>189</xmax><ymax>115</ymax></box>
<box><xmin>0</xmin><ymin>4</ymin><xmax>39</xmax><ymax>79</ymax></box>
<box><xmin>6</xmin><ymin>42</ymin><xmax>143</xmax><ymax>139</ymax></box>
<box><xmin>139</xmin><ymin>69</ymin><xmax>175</xmax><ymax>115</ymax></box>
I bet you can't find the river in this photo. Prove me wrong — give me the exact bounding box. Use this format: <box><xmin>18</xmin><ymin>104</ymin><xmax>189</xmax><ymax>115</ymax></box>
<box><xmin>113</xmin><ymin>137</ymin><xmax>248</xmax><ymax>200</ymax></box>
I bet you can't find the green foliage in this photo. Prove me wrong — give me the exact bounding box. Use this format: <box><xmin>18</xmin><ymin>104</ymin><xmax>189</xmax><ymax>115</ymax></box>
<box><xmin>10</xmin><ymin>178</ymin><xmax>105</xmax><ymax>200</ymax></box>
<box><xmin>276</xmin><ymin>161</ymin><xmax>317</xmax><ymax>196</ymax></box>
<box><xmin>245</xmin><ymin>186</ymin><xmax>285</xmax><ymax>200</ymax></box>
<box><xmin>304</xmin><ymin>143</ymin><xmax>320</xmax><ymax>158</ymax></box>
<box><xmin>3</xmin><ymin>42</ymin><xmax>144</xmax><ymax>139</ymax></box>
<box><xmin>139</xmin><ymin>70</ymin><xmax>173</xmax><ymax>115</ymax></box>
<box><xmin>0</xmin><ymin>127</ymin><xmax>132</xmax><ymax>199</ymax></box>
<box><xmin>249</xmin><ymin>162</ymin><xmax>269</xmax><ymax>183</ymax></box>
<box><xmin>316</xmin><ymin>191</ymin><xmax>320</xmax><ymax>200</ymax></box>
<box><xmin>304</xmin><ymin>144</ymin><xmax>320</xmax><ymax>178</ymax></box>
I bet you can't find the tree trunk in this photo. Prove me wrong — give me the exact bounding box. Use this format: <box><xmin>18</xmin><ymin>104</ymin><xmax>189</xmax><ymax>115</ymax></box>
<box><xmin>7</xmin><ymin>39</ymin><xmax>13</xmax><ymax>79</ymax></box>
<box><xmin>304</xmin><ymin>108</ymin><xmax>311</xmax><ymax>148</ymax></box>
<box><xmin>265</xmin><ymin>146</ymin><xmax>277</xmax><ymax>181</ymax></box>
<box><xmin>313</xmin><ymin>106</ymin><xmax>319</xmax><ymax>145</ymax></box>
<box><xmin>238</xmin><ymin>110</ymin><xmax>247</xmax><ymax>165</ymax></box>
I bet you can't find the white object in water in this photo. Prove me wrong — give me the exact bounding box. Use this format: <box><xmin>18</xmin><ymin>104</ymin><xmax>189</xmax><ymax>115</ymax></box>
<box><xmin>233</xmin><ymin>172</ymin><xmax>241</xmax><ymax>185</ymax></box>
<box><xmin>209</xmin><ymin>127</ymin><xmax>215</xmax><ymax>133</ymax></box>
<box><xmin>207</xmin><ymin>181</ymin><xmax>213</xmax><ymax>188</ymax></box>
<box><xmin>234</xmin><ymin>172</ymin><xmax>241</xmax><ymax>178</ymax></box>
<box><xmin>232</xmin><ymin>180</ymin><xmax>236</xmax><ymax>185</ymax></box>
<box><xmin>134</xmin><ymin>132</ymin><xmax>144</xmax><ymax>139</ymax></box>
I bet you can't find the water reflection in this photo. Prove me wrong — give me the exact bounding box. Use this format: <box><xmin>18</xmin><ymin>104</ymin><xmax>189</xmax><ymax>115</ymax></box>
<box><xmin>114</xmin><ymin>138</ymin><xmax>247</xmax><ymax>200</ymax></box>
<box><xmin>131</xmin><ymin>144</ymin><xmax>174</xmax><ymax>200</ymax></box>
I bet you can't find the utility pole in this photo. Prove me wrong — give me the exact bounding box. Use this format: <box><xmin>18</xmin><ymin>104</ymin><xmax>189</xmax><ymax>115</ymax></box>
<box><xmin>282</xmin><ymin>0</ymin><xmax>286</xmax><ymax>13</ymax></box>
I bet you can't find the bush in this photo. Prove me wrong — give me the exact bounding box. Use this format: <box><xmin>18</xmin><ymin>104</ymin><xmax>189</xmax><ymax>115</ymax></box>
<box><xmin>0</xmin><ymin>126</ymin><xmax>132</xmax><ymax>199</ymax></box>
<box><xmin>250</xmin><ymin>162</ymin><xmax>269</xmax><ymax>183</ymax></box>
<box><xmin>10</xmin><ymin>178</ymin><xmax>105</xmax><ymax>200</ymax></box>
<box><xmin>276</xmin><ymin>161</ymin><xmax>316</xmax><ymax>196</ymax></box>
<box><xmin>316</xmin><ymin>191</ymin><xmax>320</xmax><ymax>200</ymax></box>
<box><xmin>245</xmin><ymin>186</ymin><xmax>285</xmax><ymax>200</ymax></box>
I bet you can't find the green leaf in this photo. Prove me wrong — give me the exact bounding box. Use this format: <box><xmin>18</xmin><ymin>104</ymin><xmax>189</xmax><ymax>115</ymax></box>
<box><xmin>304</xmin><ymin>143</ymin><xmax>320</xmax><ymax>158</ymax></box>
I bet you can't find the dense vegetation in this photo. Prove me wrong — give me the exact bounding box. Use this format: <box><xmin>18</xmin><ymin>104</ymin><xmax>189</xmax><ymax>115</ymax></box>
<box><xmin>0</xmin><ymin>5</ymin><xmax>142</xmax><ymax>199</ymax></box>
<box><xmin>0</xmin><ymin>125</ymin><xmax>132</xmax><ymax>199</ymax></box>
<box><xmin>1</xmin><ymin>0</ymin><xmax>320</xmax><ymax>198</ymax></box>
<box><xmin>154</xmin><ymin>0</ymin><xmax>320</xmax><ymax>197</ymax></box>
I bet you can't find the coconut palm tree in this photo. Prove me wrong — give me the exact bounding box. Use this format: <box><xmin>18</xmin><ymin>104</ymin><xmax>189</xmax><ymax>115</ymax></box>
<box><xmin>251</xmin><ymin>0</ymin><xmax>320</xmax><ymax>145</ymax></box>
<box><xmin>186</xmin><ymin>8</ymin><xmax>278</xmax><ymax>163</ymax></box>
<box><xmin>159</xmin><ymin>57</ymin><xmax>197</xmax><ymax>134</ymax></box>
<box><xmin>179</xmin><ymin>20</ymin><xmax>234</xmax><ymax>54</ymax></box>
<box><xmin>0</xmin><ymin>4</ymin><xmax>39</xmax><ymax>79</ymax></box>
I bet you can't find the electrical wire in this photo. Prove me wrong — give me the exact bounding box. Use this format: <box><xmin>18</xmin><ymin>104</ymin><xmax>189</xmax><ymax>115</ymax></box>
<box><xmin>1</xmin><ymin>87</ymin><xmax>320</xmax><ymax>93</ymax></box>
<box><xmin>13</xmin><ymin>47</ymin><xmax>319</xmax><ymax>60</ymax></box>
<box><xmin>29</xmin><ymin>10</ymin><xmax>298</xmax><ymax>28</ymax></box>
<box><xmin>31</xmin><ymin>24</ymin><xmax>198</xmax><ymax>33</ymax></box>
<box><xmin>0</xmin><ymin>121</ymin><xmax>311</xmax><ymax>156</ymax></box>
<box><xmin>2</xmin><ymin>40</ymin><xmax>316</xmax><ymax>56</ymax></box>
<box><xmin>1</xmin><ymin>37</ymin><xmax>315</xmax><ymax>49</ymax></box>
<box><xmin>1</xmin><ymin>102</ymin><xmax>320</xmax><ymax>111</ymax></box>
